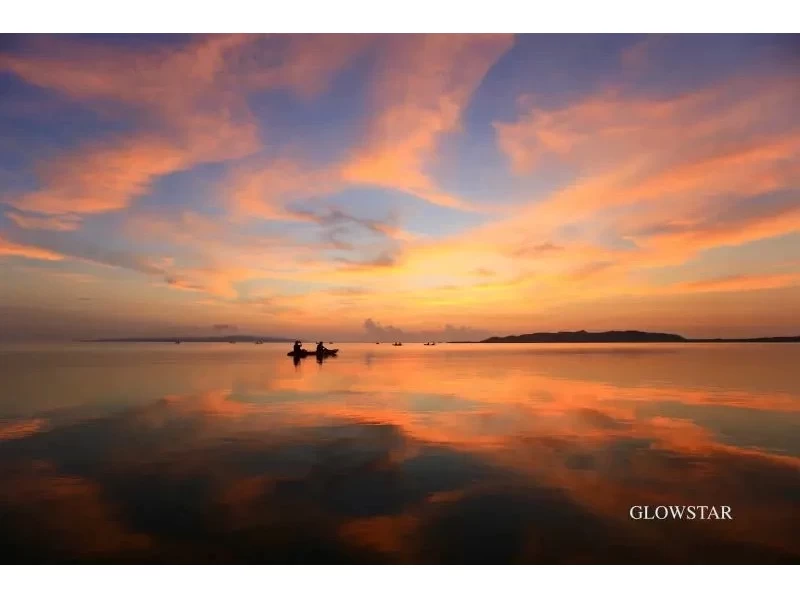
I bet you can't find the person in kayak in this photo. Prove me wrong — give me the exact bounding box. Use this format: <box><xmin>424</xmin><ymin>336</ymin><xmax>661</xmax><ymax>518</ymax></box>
<box><xmin>315</xmin><ymin>341</ymin><xmax>326</xmax><ymax>356</ymax></box>
<box><xmin>293</xmin><ymin>340</ymin><xmax>303</xmax><ymax>354</ymax></box>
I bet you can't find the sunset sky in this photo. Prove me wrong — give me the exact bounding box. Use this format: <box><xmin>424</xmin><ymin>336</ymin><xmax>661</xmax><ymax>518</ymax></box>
<box><xmin>1</xmin><ymin>34</ymin><xmax>798</xmax><ymax>340</ymax></box>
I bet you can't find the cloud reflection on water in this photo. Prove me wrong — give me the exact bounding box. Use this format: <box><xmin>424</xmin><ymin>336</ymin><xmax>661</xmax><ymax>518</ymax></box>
<box><xmin>0</xmin><ymin>343</ymin><xmax>798</xmax><ymax>563</ymax></box>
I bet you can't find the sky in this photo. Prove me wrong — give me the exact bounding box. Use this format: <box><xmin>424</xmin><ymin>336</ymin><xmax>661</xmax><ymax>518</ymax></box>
<box><xmin>0</xmin><ymin>33</ymin><xmax>798</xmax><ymax>341</ymax></box>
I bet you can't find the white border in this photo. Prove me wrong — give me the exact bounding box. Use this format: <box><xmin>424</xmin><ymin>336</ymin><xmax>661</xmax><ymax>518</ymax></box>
<box><xmin>0</xmin><ymin>564</ymin><xmax>794</xmax><ymax>597</ymax></box>
<box><xmin>2</xmin><ymin>1</ymin><xmax>798</xmax><ymax>590</ymax></box>
<box><xmin>2</xmin><ymin>0</ymin><xmax>799</xmax><ymax>33</ymax></box>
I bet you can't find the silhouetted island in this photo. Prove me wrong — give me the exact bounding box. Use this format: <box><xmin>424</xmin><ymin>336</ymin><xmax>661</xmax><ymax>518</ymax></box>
<box><xmin>480</xmin><ymin>330</ymin><xmax>685</xmax><ymax>343</ymax></box>
<box><xmin>477</xmin><ymin>330</ymin><xmax>800</xmax><ymax>343</ymax></box>
<box><xmin>82</xmin><ymin>335</ymin><xmax>294</xmax><ymax>343</ymax></box>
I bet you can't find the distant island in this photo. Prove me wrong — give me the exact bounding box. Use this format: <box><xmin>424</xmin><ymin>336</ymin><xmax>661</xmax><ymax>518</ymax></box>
<box><xmin>478</xmin><ymin>330</ymin><xmax>800</xmax><ymax>343</ymax></box>
<box><xmin>82</xmin><ymin>335</ymin><xmax>294</xmax><ymax>343</ymax></box>
<box><xmin>79</xmin><ymin>330</ymin><xmax>800</xmax><ymax>344</ymax></box>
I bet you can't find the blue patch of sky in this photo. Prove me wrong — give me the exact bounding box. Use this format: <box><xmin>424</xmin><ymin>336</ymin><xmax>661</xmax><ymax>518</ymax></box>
<box><xmin>713</xmin><ymin>190</ymin><xmax>798</xmax><ymax>227</ymax></box>
<box><xmin>131</xmin><ymin>162</ymin><xmax>231</xmax><ymax>215</ymax></box>
<box><xmin>247</xmin><ymin>49</ymin><xmax>375</xmax><ymax>167</ymax></box>
<box><xmin>480</xmin><ymin>34</ymin><xmax>640</xmax><ymax>114</ymax></box>
<box><xmin>431</xmin><ymin>131</ymin><xmax>580</xmax><ymax>210</ymax></box>
<box><xmin>70</xmin><ymin>33</ymin><xmax>193</xmax><ymax>49</ymax></box>
<box><xmin>294</xmin><ymin>187</ymin><xmax>395</xmax><ymax>222</ymax></box>
<box><xmin>430</xmin><ymin>35</ymin><xmax>642</xmax><ymax>208</ymax></box>
<box><xmin>399</xmin><ymin>196</ymin><xmax>488</xmax><ymax>238</ymax></box>
<box><xmin>0</xmin><ymin>211</ymin><xmax>13</xmax><ymax>229</ymax></box>
<box><xmin>618</xmin><ymin>34</ymin><xmax>798</xmax><ymax>98</ymax></box>
<box><xmin>79</xmin><ymin>212</ymin><xmax>184</xmax><ymax>267</ymax></box>
<box><xmin>120</xmin><ymin>162</ymin><xmax>324</xmax><ymax>258</ymax></box>
<box><xmin>0</xmin><ymin>75</ymin><xmax>138</xmax><ymax>195</ymax></box>
<box><xmin>0</xmin><ymin>75</ymin><xmax>139</xmax><ymax>145</ymax></box>
<box><xmin>432</xmin><ymin>35</ymin><xmax>797</xmax><ymax>214</ymax></box>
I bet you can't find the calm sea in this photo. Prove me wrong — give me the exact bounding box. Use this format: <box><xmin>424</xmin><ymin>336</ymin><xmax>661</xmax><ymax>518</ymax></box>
<box><xmin>1</xmin><ymin>342</ymin><xmax>798</xmax><ymax>563</ymax></box>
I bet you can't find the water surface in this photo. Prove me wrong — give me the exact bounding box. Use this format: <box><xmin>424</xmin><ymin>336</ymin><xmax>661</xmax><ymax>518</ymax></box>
<box><xmin>1</xmin><ymin>342</ymin><xmax>798</xmax><ymax>563</ymax></box>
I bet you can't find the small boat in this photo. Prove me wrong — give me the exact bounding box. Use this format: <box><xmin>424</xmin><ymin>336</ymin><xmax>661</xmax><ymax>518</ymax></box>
<box><xmin>255</xmin><ymin>340</ymin><xmax>263</xmax><ymax>345</ymax></box>
<box><xmin>392</xmin><ymin>342</ymin><xmax>403</xmax><ymax>346</ymax></box>
<box><xmin>424</xmin><ymin>342</ymin><xmax>436</xmax><ymax>346</ymax></box>
<box><xmin>287</xmin><ymin>348</ymin><xmax>339</xmax><ymax>358</ymax></box>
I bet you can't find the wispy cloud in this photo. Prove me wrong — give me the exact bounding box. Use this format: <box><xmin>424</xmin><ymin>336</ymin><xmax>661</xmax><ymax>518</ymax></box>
<box><xmin>0</xmin><ymin>234</ymin><xmax>63</xmax><ymax>261</ymax></box>
<box><xmin>341</xmin><ymin>35</ymin><xmax>514</xmax><ymax>210</ymax></box>
<box><xmin>0</xmin><ymin>35</ymin><xmax>376</xmax><ymax>229</ymax></box>
<box><xmin>1</xmin><ymin>35</ymin><xmax>265</xmax><ymax>222</ymax></box>
<box><xmin>670</xmin><ymin>272</ymin><xmax>800</xmax><ymax>294</ymax></box>
<box><xmin>1</xmin><ymin>35</ymin><xmax>798</xmax><ymax>338</ymax></box>
<box><xmin>230</xmin><ymin>34</ymin><xmax>514</xmax><ymax>223</ymax></box>
<box><xmin>480</xmin><ymin>73</ymin><xmax>800</xmax><ymax>278</ymax></box>
<box><xmin>6</xmin><ymin>211</ymin><xmax>82</xmax><ymax>231</ymax></box>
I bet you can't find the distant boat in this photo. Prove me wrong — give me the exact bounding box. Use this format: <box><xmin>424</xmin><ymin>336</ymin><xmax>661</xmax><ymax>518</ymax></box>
<box><xmin>424</xmin><ymin>342</ymin><xmax>436</xmax><ymax>346</ymax></box>
<box><xmin>174</xmin><ymin>339</ymin><xmax>181</xmax><ymax>344</ymax></box>
<box><xmin>255</xmin><ymin>340</ymin><xmax>263</xmax><ymax>345</ymax></box>
<box><xmin>393</xmin><ymin>342</ymin><xmax>403</xmax><ymax>346</ymax></box>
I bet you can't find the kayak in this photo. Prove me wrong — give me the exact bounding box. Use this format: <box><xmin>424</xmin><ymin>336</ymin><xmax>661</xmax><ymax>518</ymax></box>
<box><xmin>287</xmin><ymin>349</ymin><xmax>338</xmax><ymax>357</ymax></box>
<box><xmin>287</xmin><ymin>349</ymin><xmax>339</xmax><ymax>357</ymax></box>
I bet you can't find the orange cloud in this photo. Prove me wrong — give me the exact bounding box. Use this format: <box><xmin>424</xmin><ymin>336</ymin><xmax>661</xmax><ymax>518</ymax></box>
<box><xmin>496</xmin><ymin>81</ymin><xmax>797</xmax><ymax>238</ymax></box>
<box><xmin>2</xmin><ymin>36</ymin><xmax>797</xmax><ymax>332</ymax></box>
<box><xmin>1</xmin><ymin>36</ymin><xmax>259</xmax><ymax>220</ymax></box>
<box><xmin>386</xmin><ymin>72</ymin><xmax>800</xmax><ymax>309</ymax></box>
<box><xmin>0</xmin><ymin>419</ymin><xmax>47</xmax><ymax>441</ymax></box>
<box><xmin>0</xmin><ymin>235</ymin><xmax>63</xmax><ymax>261</ymax></box>
<box><xmin>339</xmin><ymin>514</ymin><xmax>418</xmax><ymax>560</ymax></box>
<box><xmin>228</xmin><ymin>158</ymin><xmax>341</xmax><ymax>220</ymax></box>
<box><xmin>160</xmin><ymin>265</ymin><xmax>270</xmax><ymax>299</ymax></box>
<box><xmin>0</xmin><ymin>35</ymin><xmax>244</xmax><ymax>106</ymax></box>
<box><xmin>1</xmin><ymin>35</ymin><xmax>373</xmax><ymax>225</ymax></box>
<box><xmin>646</xmin><ymin>208</ymin><xmax>800</xmax><ymax>262</ymax></box>
<box><xmin>10</xmin><ymin>136</ymin><xmax>205</xmax><ymax>216</ymax></box>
